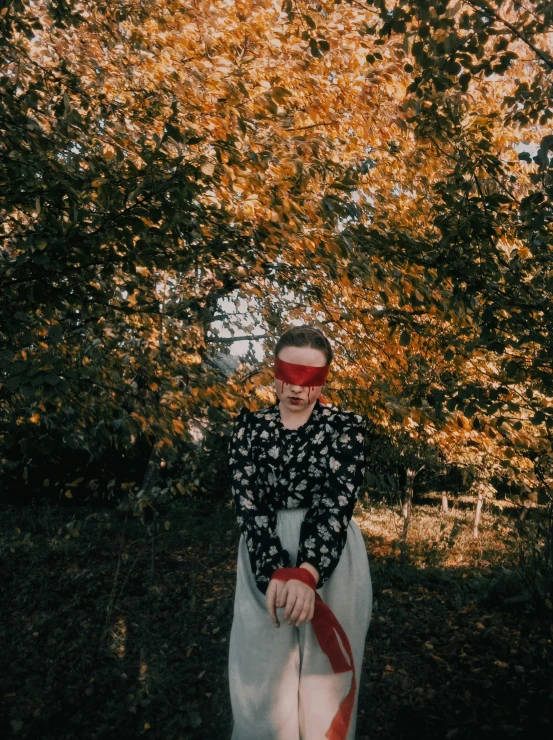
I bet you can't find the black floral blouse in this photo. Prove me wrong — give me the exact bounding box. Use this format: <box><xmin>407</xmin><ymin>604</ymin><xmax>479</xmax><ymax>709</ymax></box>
<box><xmin>228</xmin><ymin>399</ymin><xmax>367</xmax><ymax>595</ymax></box>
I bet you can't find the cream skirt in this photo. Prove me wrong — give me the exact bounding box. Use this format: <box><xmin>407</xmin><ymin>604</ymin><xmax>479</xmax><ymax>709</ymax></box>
<box><xmin>228</xmin><ymin>507</ymin><xmax>372</xmax><ymax>740</ymax></box>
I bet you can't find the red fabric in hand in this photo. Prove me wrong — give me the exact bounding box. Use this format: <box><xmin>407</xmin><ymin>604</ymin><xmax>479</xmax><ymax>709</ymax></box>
<box><xmin>271</xmin><ymin>567</ymin><xmax>357</xmax><ymax>740</ymax></box>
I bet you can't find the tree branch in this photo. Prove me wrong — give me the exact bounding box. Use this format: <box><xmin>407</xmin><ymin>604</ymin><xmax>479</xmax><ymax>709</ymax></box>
<box><xmin>463</xmin><ymin>0</ymin><xmax>553</xmax><ymax>71</ymax></box>
<box><xmin>205</xmin><ymin>334</ymin><xmax>267</xmax><ymax>344</ymax></box>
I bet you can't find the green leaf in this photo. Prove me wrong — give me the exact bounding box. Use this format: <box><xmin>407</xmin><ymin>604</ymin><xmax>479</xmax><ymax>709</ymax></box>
<box><xmin>446</xmin><ymin>398</ymin><xmax>458</xmax><ymax>412</ymax></box>
<box><xmin>5</xmin><ymin>376</ymin><xmax>22</xmax><ymax>390</ymax></box>
<box><xmin>165</xmin><ymin>123</ymin><xmax>183</xmax><ymax>143</ymax></box>
<box><xmin>459</xmin><ymin>72</ymin><xmax>471</xmax><ymax>91</ymax></box>
<box><xmin>44</xmin><ymin>373</ymin><xmax>61</xmax><ymax>386</ymax></box>
<box><xmin>48</xmin><ymin>324</ymin><xmax>63</xmax><ymax>343</ymax></box>
<box><xmin>189</xmin><ymin>711</ymin><xmax>202</xmax><ymax>728</ymax></box>
<box><xmin>207</xmin><ymin>405</ymin><xmax>226</xmax><ymax>422</ymax></box>
<box><xmin>309</xmin><ymin>38</ymin><xmax>321</xmax><ymax>57</ymax></box>
<box><xmin>365</xmin><ymin>471</ymin><xmax>377</xmax><ymax>487</ymax></box>
<box><xmin>504</xmin><ymin>360</ymin><xmax>519</xmax><ymax>378</ymax></box>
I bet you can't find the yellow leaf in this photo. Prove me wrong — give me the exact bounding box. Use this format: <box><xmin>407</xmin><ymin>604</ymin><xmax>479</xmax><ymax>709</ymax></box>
<box><xmin>201</xmin><ymin>162</ymin><xmax>215</xmax><ymax>176</ymax></box>
<box><xmin>65</xmin><ymin>490</ymin><xmax>73</xmax><ymax>499</ymax></box>
<box><xmin>131</xmin><ymin>412</ymin><xmax>148</xmax><ymax>431</ymax></box>
<box><xmin>103</xmin><ymin>144</ymin><xmax>116</xmax><ymax>160</ymax></box>
<box><xmin>172</xmin><ymin>418</ymin><xmax>185</xmax><ymax>434</ymax></box>
<box><xmin>164</xmin><ymin>520</ymin><xmax>170</xmax><ymax>530</ymax></box>
<box><xmin>29</xmin><ymin>413</ymin><xmax>41</xmax><ymax>424</ymax></box>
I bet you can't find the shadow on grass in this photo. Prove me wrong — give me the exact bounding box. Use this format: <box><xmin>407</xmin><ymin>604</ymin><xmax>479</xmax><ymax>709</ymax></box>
<box><xmin>358</xmin><ymin>557</ymin><xmax>552</xmax><ymax>740</ymax></box>
<box><xmin>0</xmin><ymin>498</ymin><xmax>551</xmax><ymax>740</ymax></box>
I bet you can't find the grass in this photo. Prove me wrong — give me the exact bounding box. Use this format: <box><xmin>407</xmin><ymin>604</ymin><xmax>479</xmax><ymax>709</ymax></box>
<box><xmin>1</xmin><ymin>494</ymin><xmax>552</xmax><ymax>740</ymax></box>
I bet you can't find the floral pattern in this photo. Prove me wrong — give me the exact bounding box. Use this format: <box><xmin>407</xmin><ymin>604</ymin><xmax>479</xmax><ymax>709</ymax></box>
<box><xmin>228</xmin><ymin>399</ymin><xmax>367</xmax><ymax>595</ymax></box>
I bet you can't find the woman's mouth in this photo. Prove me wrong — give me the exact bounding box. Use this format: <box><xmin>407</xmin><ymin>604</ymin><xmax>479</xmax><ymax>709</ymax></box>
<box><xmin>289</xmin><ymin>397</ymin><xmax>302</xmax><ymax>405</ymax></box>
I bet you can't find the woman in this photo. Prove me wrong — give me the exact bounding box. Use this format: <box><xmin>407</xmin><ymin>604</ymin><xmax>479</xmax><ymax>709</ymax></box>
<box><xmin>228</xmin><ymin>325</ymin><xmax>372</xmax><ymax>740</ymax></box>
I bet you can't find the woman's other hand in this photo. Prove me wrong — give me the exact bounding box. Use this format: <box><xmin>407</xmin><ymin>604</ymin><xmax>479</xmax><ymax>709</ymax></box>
<box><xmin>266</xmin><ymin>579</ymin><xmax>289</xmax><ymax>628</ymax></box>
<box><xmin>282</xmin><ymin>578</ymin><xmax>315</xmax><ymax>628</ymax></box>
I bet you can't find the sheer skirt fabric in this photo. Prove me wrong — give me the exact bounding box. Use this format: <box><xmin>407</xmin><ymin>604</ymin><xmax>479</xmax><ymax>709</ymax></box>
<box><xmin>228</xmin><ymin>507</ymin><xmax>372</xmax><ymax>740</ymax></box>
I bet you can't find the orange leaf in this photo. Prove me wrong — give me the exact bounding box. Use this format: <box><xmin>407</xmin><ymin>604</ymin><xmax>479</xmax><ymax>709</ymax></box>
<box><xmin>172</xmin><ymin>418</ymin><xmax>185</xmax><ymax>434</ymax></box>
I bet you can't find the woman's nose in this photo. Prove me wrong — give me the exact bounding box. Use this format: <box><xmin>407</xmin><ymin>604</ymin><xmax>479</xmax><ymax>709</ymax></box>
<box><xmin>289</xmin><ymin>384</ymin><xmax>303</xmax><ymax>393</ymax></box>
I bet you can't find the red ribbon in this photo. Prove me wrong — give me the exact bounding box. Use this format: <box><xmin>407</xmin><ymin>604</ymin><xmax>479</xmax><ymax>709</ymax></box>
<box><xmin>274</xmin><ymin>356</ymin><xmax>330</xmax><ymax>387</ymax></box>
<box><xmin>271</xmin><ymin>567</ymin><xmax>357</xmax><ymax>740</ymax></box>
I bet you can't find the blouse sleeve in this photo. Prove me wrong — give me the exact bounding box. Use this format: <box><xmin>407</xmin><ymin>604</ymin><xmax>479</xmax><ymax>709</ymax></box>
<box><xmin>297</xmin><ymin>411</ymin><xmax>366</xmax><ymax>588</ymax></box>
<box><xmin>228</xmin><ymin>407</ymin><xmax>290</xmax><ymax>595</ymax></box>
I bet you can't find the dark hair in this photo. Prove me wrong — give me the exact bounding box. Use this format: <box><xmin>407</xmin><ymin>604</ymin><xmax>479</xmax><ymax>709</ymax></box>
<box><xmin>274</xmin><ymin>325</ymin><xmax>333</xmax><ymax>365</ymax></box>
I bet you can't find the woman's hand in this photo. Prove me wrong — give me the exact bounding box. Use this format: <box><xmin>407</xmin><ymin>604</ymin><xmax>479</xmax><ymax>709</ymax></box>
<box><xmin>266</xmin><ymin>579</ymin><xmax>289</xmax><ymax>628</ymax></box>
<box><xmin>267</xmin><ymin>564</ymin><xmax>319</xmax><ymax>628</ymax></box>
<box><xmin>282</xmin><ymin>578</ymin><xmax>315</xmax><ymax>628</ymax></box>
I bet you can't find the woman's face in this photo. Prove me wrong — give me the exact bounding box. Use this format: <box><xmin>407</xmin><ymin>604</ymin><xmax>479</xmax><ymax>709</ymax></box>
<box><xmin>274</xmin><ymin>345</ymin><xmax>328</xmax><ymax>411</ymax></box>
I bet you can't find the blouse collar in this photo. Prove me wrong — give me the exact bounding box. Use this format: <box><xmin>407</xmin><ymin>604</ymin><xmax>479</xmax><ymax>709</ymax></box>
<box><xmin>269</xmin><ymin>397</ymin><xmax>324</xmax><ymax>434</ymax></box>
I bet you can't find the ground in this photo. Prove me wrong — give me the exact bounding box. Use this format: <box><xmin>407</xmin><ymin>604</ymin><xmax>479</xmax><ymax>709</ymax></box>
<box><xmin>1</xmin><ymin>494</ymin><xmax>552</xmax><ymax>740</ymax></box>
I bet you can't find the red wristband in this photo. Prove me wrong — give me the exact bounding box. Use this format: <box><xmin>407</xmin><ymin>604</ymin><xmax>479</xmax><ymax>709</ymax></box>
<box><xmin>271</xmin><ymin>567</ymin><xmax>317</xmax><ymax>591</ymax></box>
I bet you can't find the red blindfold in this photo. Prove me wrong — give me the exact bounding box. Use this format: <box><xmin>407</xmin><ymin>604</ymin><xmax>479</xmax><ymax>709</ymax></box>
<box><xmin>274</xmin><ymin>356</ymin><xmax>330</xmax><ymax>387</ymax></box>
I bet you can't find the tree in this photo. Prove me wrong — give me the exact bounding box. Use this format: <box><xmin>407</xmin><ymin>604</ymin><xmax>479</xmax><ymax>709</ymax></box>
<box><xmin>2</xmin><ymin>0</ymin><xmax>552</xmax><ymax>528</ymax></box>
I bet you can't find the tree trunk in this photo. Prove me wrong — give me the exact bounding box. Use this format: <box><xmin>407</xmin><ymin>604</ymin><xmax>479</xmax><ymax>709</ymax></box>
<box><xmin>140</xmin><ymin>446</ymin><xmax>161</xmax><ymax>585</ymax></box>
<box><xmin>519</xmin><ymin>507</ymin><xmax>528</xmax><ymax>521</ymax></box>
<box><xmin>400</xmin><ymin>467</ymin><xmax>417</xmax><ymax>562</ymax></box>
<box><xmin>141</xmin><ymin>445</ymin><xmax>161</xmax><ymax>494</ymax></box>
<box><xmin>473</xmin><ymin>491</ymin><xmax>484</xmax><ymax>538</ymax></box>
<box><xmin>441</xmin><ymin>491</ymin><xmax>449</xmax><ymax>513</ymax></box>
<box><xmin>150</xmin><ymin>515</ymin><xmax>157</xmax><ymax>585</ymax></box>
